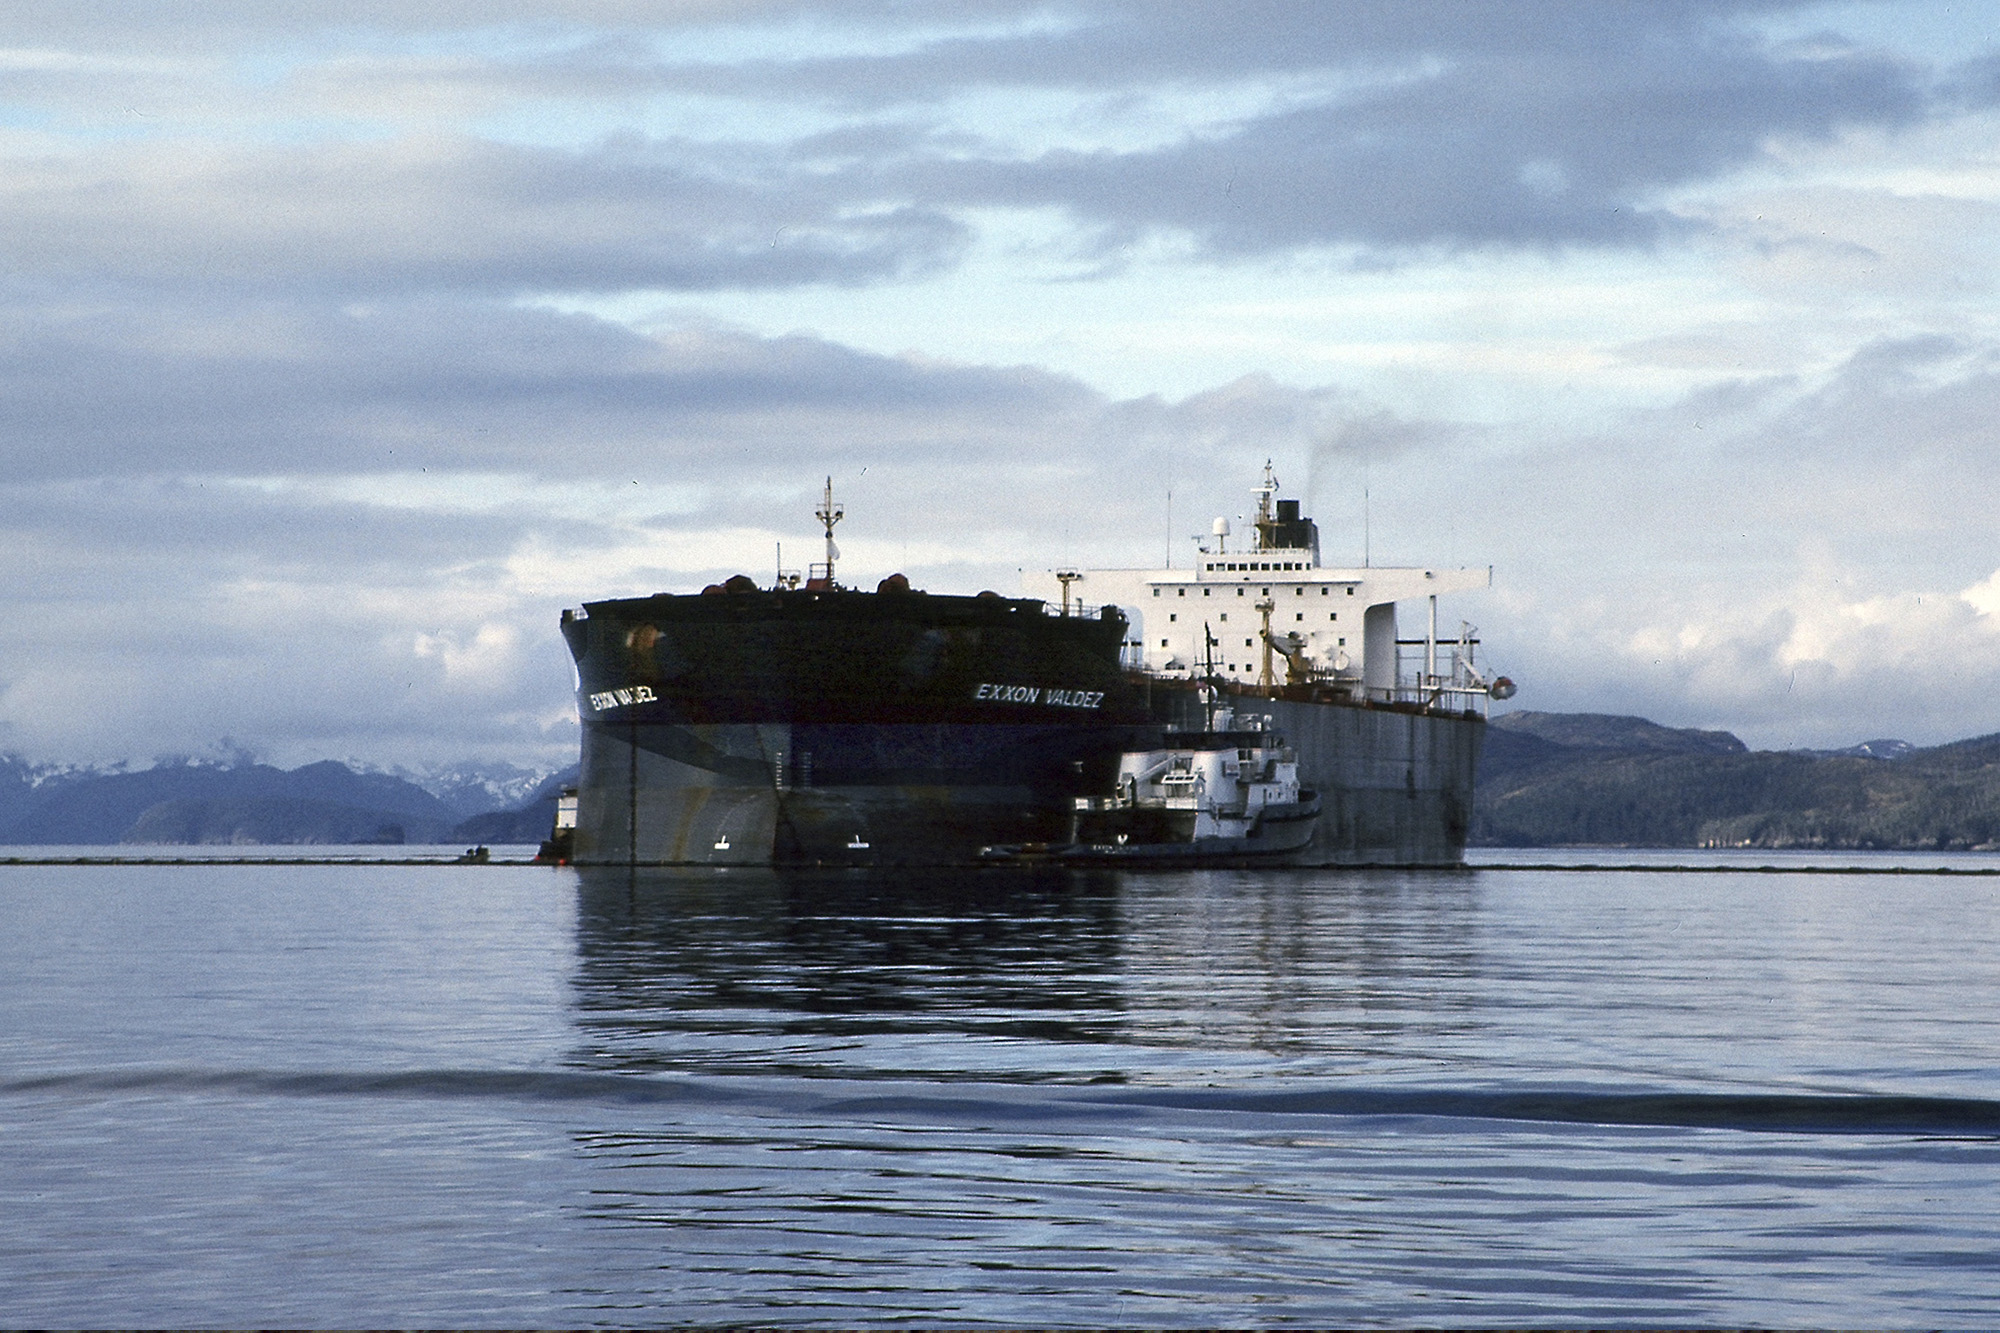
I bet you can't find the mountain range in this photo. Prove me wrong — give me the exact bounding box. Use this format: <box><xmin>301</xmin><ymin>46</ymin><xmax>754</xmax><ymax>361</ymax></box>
<box><xmin>0</xmin><ymin>756</ymin><xmax>575</xmax><ymax>846</ymax></box>
<box><xmin>10</xmin><ymin>710</ymin><xmax>2000</xmax><ymax>849</ymax></box>
<box><xmin>1476</xmin><ymin>712</ymin><xmax>2000</xmax><ymax>849</ymax></box>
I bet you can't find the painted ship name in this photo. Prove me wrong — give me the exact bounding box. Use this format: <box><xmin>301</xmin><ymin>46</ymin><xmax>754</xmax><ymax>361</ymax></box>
<box><xmin>974</xmin><ymin>683</ymin><xmax>1104</xmax><ymax>709</ymax></box>
<box><xmin>588</xmin><ymin>684</ymin><xmax>658</xmax><ymax>712</ymax></box>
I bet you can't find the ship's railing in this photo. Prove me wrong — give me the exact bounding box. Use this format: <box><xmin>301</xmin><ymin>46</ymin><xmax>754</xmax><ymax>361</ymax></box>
<box><xmin>1043</xmin><ymin>599</ymin><xmax>1116</xmax><ymax>620</ymax></box>
<box><xmin>1380</xmin><ymin>634</ymin><xmax>1493</xmax><ymax>713</ymax></box>
<box><xmin>1366</xmin><ymin>684</ymin><xmax>1493</xmax><ymax>713</ymax></box>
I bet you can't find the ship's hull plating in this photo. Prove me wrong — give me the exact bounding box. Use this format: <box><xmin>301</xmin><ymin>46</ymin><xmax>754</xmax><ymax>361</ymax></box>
<box><xmin>572</xmin><ymin>704</ymin><xmax>1481</xmax><ymax>867</ymax></box>
<box><xmin>1249</xmin><ymin>697</ymin><xmax>1480</xmax><ymax>866</ymax></box>
<box><xmin>575</xmin><ymin>719</ymin><xmax>1140</xmax><ymax>865</ymax></box>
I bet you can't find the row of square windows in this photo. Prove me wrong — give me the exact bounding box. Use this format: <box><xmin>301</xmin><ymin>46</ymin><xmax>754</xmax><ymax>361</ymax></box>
<box><xmin>1155</xmin><ymin>584</ymin><xmax>1353</xmax><ymax>597</ymax></box>
<box><xmin>1165</xmin><ymin>612</ymin><xmax>1336</xmax><ymax>622</ymax></box>
<box><xmin>1205</xmin><ymin>561</ymin><xmax>1308</xmax><ymax>572</ymax></box>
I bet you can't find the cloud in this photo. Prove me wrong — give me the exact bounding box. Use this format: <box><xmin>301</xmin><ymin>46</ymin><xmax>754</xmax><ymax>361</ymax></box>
<box><xmin>0</xmin><ymin>136</ymin><xmax>967</xmax><ymax>297</ymax></box>
<box><xmin>1566</xmin><ymin>559</ymin><xmax>2000</xmax><ymax>749</ymax></box>
<box><xmin>0</xmin><ymin>294</ymin><xmax>1118</xmax><ymax>483</ymax></box>
<box><xmin>910</xmin><ymin>36</ymin><xmax>1924</xmax><ymax>254</ymax></box>
<box><xmin>0</xmin><ymin>2</ymin><xmax>1995</xmax><ymax>769</ymax></box>
<box><xmin>0</xmin><ymin>304</ymin><xmax>1371</xmax><ymax>765</ymax></box>
<box><xmin>1454</xmin><ymin>336</ymin><xmax>2000</xmax><ymax>747</ymax></box>
<box><xmin>5</xmin><ymin>295</ymin><xmax>2000</xmax><ymax>763</ymax></box>
<box><xmin>614</xmin><ymin>1</ymin><xmax>1940</xmax><ymax>255</ymax></box>
<box><xmin>0</xmin><ymin>1</ymin><xmax>1963</xmax><ymax>280</ymax></box>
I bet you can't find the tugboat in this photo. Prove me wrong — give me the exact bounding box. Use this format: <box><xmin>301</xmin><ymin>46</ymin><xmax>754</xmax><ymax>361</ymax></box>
<box><xmin>982</xmin><ymin>705</ymin><xmax>1319</xmax><ymax>864</ymax></box>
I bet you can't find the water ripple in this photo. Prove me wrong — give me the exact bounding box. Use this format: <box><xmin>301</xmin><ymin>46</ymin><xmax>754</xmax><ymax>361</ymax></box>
<box><xmin>9</xmin><ymin>1067</ymin><xmax>2000</xmax><ymax>1137</ymax></box>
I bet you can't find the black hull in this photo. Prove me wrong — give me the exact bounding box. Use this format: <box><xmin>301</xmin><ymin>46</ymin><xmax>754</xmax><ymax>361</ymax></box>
<box><xmin>573</xmin><ymin>718</ymin><xmax>1158</xmax><ymax>865</ymax></box>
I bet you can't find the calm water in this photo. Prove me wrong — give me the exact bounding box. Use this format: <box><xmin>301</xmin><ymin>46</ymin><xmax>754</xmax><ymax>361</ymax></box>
<box><xmin>3</xmin><ymin>854</ymin><xmax>1998</xmax><ymax>1327</ymax></box>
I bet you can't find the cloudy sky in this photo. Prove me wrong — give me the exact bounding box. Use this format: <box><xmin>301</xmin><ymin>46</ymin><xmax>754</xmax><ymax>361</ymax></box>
<box><xmin>3</xmin><ymin>0</ymin><xmax>1998</xmax><ymax>769</ymax></box>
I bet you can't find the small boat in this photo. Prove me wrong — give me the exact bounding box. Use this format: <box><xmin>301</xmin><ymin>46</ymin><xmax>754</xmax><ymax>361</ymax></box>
<box><xmin>983</xmin><ymin>713</ymin><xmax>1320</xmax><ymax>865</ymax></box>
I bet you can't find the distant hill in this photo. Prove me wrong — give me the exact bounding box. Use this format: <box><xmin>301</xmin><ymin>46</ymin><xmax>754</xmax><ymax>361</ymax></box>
<box><xmin>0</xmin><ymin>758</ymin><xmax>570</xmax><ymax>846</ymax></box>
<box><xmin>13</xmin><ymin>716</ymin><xmax>1998</xmax><ymax>850</ymax></box>
<box><xmin>401</xmin><ymin>762</ymin><xmax>565</xmax><ymax>819</ymax></box>
<box><xmin>0</xmin><ymin>756</ymin><xmax>117</xmax><ymax>835</ymax></box>
<box><xmin>1475</xmin><ymin>711</ymin><xmax>2000</xmax><ymax>850</ymax></box>
<box><xmin>1</xmin><ymin>760</ymin><xmax>456</xmax><ymax>844</ymax></box>
<box><xmin>1488</xmin><ymin>710</ymin><xmax>1746</xmax><ymax>756</ymax></box>
<box><xmin>451</xmin><ymin>766</ymin><xmax>578</xmax><ymax>845</ymax></box>
<box><xmin>125</xmin><ymin>797</ymin><xmax>433</xmax><ymax>846</ymax></box>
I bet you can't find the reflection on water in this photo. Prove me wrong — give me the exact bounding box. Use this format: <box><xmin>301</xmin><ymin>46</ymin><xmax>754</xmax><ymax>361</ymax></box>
<box><xmin>6</xmin><ymin>861</ymin><xmax>2000</xmax><ymax>1326</ymax></box>
<box><xmin>552</xmin><ymin>865</ymin><xmax>2000</xmax><ymax>1327</ymax></box>
<box><xmin>570</xmin><ymin>867</ymin><xmax>1129</xmax><ymax>1078</ymax></box>
<box><xmin>568</xmin><ymin>866</ymin><xmax>1487</xmax><ymax>1083</ymax></box>
<box><xmin>1107</xmin><ymin>869</ymin><xmax>1485</xmax><ymax>1069</ymax></box>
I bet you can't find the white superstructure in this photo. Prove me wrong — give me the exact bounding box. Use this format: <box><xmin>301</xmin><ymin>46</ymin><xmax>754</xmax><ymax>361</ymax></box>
<box><xmin>1094</xmin><ymin>721</ymin><xmax>1304</xmax><ymax>841</ymax></box>
<box><xmin>1023</xmin><ymin>464</ymin><xmax>1501</xmax><ymax>707</ymax></box>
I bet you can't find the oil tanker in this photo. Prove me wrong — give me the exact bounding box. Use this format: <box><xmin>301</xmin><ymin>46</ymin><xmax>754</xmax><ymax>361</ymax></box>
<box><xmin>556</xmin><ymin>469</ymin><xmax>1509</xmax><ymax>866</ymax></box>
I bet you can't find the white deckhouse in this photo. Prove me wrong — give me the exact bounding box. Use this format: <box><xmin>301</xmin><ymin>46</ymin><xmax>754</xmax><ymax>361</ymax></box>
<box><xmin>1024</xmin><ymin>465</ymin><xmax>1497</xmax><ymax>707</ymax></box>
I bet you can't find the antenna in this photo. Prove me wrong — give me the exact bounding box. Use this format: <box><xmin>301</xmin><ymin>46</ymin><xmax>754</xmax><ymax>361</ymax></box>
<box><xmin>812</xmin><ymin>476</ymin><xmax>843</xmax><ymax>589</ymax></box>
<box><xmin>1361</xmin><ymin>438</ymin><xmax>1371</xmax><ymax>568</ymax></box>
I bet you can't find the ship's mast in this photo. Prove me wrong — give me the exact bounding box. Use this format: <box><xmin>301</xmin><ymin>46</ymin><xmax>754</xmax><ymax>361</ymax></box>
<box><xmin>1201</xmin><ymin>621</ymin><xmax>1220</xmax><ymax>729</ymax></box>
<box><xmin>1056</xmin><ymin>568</ymin><xmax>1082</xmax><ymax>617</ymax></box>
<box><xmin>1251</xmin><ymin>460</ymin><xmax>1279</xmax><ymax>553</ymax></box>
<box><xmin>1255</xmin><ymin>595</ymin><xmax>1276</xmax><ymax>692</ymax></box>
<box><xmin>813</xmin><ymin>476</ymin><xmax>844</xmax><ymax>589</ymax></box>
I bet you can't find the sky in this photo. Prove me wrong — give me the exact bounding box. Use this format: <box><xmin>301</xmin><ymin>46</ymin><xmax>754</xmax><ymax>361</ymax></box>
<box><xmin>3</xmin><ymin>0</ymin><xmax>1999</xmax><ymax>769</ymax></box>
